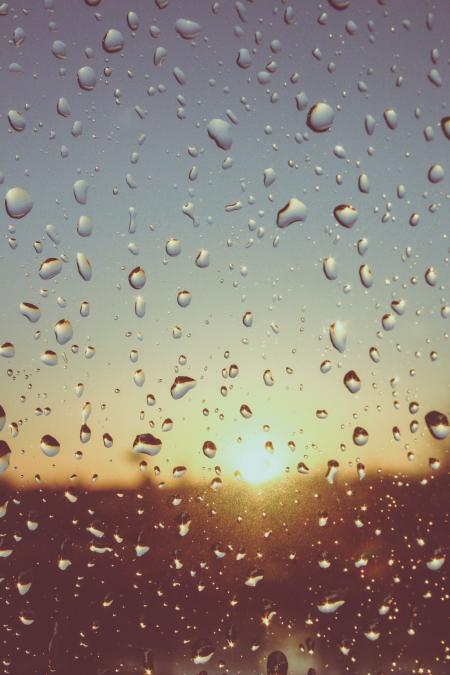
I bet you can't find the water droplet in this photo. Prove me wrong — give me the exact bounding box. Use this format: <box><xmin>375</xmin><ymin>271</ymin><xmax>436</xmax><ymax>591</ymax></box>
<box><xmin>267</xmin><ymin>651</ymin><xmax>288</xmax><ymax>675</ymax></box>
<box><xmin>170</xmin><ymin>376</ymin><xmax>196</xmax><ymax>400</ymax></box>
<box><xmin>263</xmin><ymin>369</ymin><xmax>274</xmax><ymax>386</ymax></box>
<box><xmin>323</xmin><ymin>256</ymin><xmax>337</xmax><ymax>280</ymax></box>
<box><xmin>207</xmin><ymin>118</ymin><xmax>233</xmax><ymax>150</ymax></box>
<box><xmin>203</xmin><ymin>440</ymin><xmax>217</xmax><ymax>459</ymax></box>
<box><xmin>329</xmin><ymin>321</ymin><xmax>347</xmax><ymax>352</ymax></box>
<box><xmin>359</xmin><ymin>264</ymin><xmax>374</xmax><ymax>288</ymax></box>
<box><xmin>51</xmin><ymin>39</ymin><xmax>67</xmax><ymax>59</ymax></box>
<box><xmin>73</xmin><ymin>179</ymin><xmax>88</xmax><ymax>205</ymax></box>
<box><xmin>381</xmin><ymin>313</ymin><xmax>395</xmax><ymax>331</ymax></box>
<box><xmin>8</xmin><ymin>109</ymin><xmax>26</xmax><ymax>132</ymax></box>
<box><xmin>127</xmin><ymin>11</ymin><xmax>139</xmax><ymax>31</ymax></box>
<box><xmin>166</xmin><ymin>238</ymin><xmax>181</xmax><ymax>256</ymax></box>
<box><xmin>128</xmin><ymin>267</ymin><xmax>146</xmax><ymax>289</ymax></box>
<box><xmin>307</xmin><ymin>102</ymin><xmax>334</xmax><ymax>132</ymax></box>
<box><xmin>317</xmin><ymin>596</ymin><xmax>345</xmax><ymax>613</ymax></box>
<box><xmin>175</xmin><ymin>18</ymin><xmax>202</xmax><ymax>40</ymax></box>
<box><xmin>428</xmin><ymin>164</ymin><xmax>445</xmax><ymax>183</ymax></box>
<box><xmin>344</xmin><ymin>370</ymin><xmax>361</xmax><ymax>393</ymax></box>
<box><xmin>195</xmin><ymin>249</ymin><xmax>210</xmax><ymax>268</ymax></box>
<box><xmin>41</xmin><ymin>350</ymin><xmax>58</xmax><ymax>366</ymax></box>
<box><xmin>77</xmin><ymin>215</ymin><xmax>93</xmax><ymax>237</ymax></box>
<box><xmin>334</xmin><ymin>204</ymin><xmax>358</xmax><ymax>228</ymax></box>
<box><xmin>191</xmin><ymin>639</ymin><xmax>214</xmax><ymax>665</ymax></box>
<box><xmin>54</xmin><ymin>320</ymin><xmax>73</xmax><ymax>345</ymax></box>
<box><xmin>102</xmin><ymin>29</ymin><xmax>124</xmax><ymax>53</ymax></box>
<box><xmin>237</xmin><ymin>48</ymin><xmax>252</xmax><ymax>69</ymax></box>
<box><xmin>240</xmin><ymin>404</ymin><xmax>252</xmax><ymax>419</ymax></box>
<box><xmin>384</xmin><ymin>108</ymin><xmax>398</xmax><ymax>130</ymax></box>
<box><xmin>40</xmin><ymin>434</ymin><xmax>60</xmax><ymax>457</ymax></box>
<box><xmin>0</xmin><ymin>440</ymin><xmax>11</xmax><ymax>475</ymax></box>
<box><xmin>328</xmin><ymin>0</ymin><xmax>350</xmax><ymax>9</ymax></box>
<box><xmin>243</xmin><ymin>311</ymin><xmax>253</xmax><ymax>327</ymax></box>
<box><xmin>425</xmin><ymin>267</ymin><xmax>438</xmax><ymax>286</ymax></box>
<box><xmin>353</xmin><ymin>426</ymin><xmax>368</xmax><ymax>446</ymax></box>
<box><xmin>177</xmin><ymin>290</ymin><xmax>191</xmax><ymax>307</ymax></box>
<box><xmin>133</xmin><ymin>369</ymin><xmax>145</xmax><ymax>387</ymax></box>
<box><xmin>77</xmin><ymin>65</ymin><xmax>96</xmax><ymax>91</ymax></box>
<box><xmin>57</xmin><ymin>97</ymin><xmax>71</xmax><ymax>117</ymax></box>
<box><xmin>19</xmin><ymin>302</ymin><xmax>41</xmax><ymax>323</ymax></box>
<box><xmin>76</xmin><ymin>252</ymin><xmax>92</xmax><ymax>281</ymax></box>
<box><xmin>425</xmin><ymin>410</ymin><xmax>449</xmax><ymax>440</ymax></box>
<box><xmin>245</xmin><ymin>568</ymin><xmax>264</xmax><ymax>587</ymax></box>
<box><xmin>5</xmin><ymin>187</ymin><xmax>33</xmax><ymax>218</ymax></box>
<box><xmin>276</xmin><ymin>198</ymin><xmax>308</xmax><ymax>228</ymax></box>
<box><xmin>441</xmin><ymin>116</ymin><xmax>450</xmax><ymax>140</ymax></box>
<box><xmin>39</xmin><ymin>258</ymin><xmax>62</xmax><ymax>280</ymax></box>
<box><xmin>133</xmin><ymin>433</ymin><xmax>162</xmax><ymax>456</ymax></box>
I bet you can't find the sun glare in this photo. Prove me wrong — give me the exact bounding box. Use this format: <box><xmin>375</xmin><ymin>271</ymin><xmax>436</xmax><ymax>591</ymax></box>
<box><xmin>237</xmin><ymin>447</ymin><xmax>284</xmax><ymax>484</ymax></box>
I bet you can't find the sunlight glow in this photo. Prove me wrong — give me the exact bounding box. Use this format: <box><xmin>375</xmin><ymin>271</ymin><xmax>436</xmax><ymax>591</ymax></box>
<box><xmin>237</xmin><ymin>447</ymin><xmax>284</xmax><ymax>484</ymax></box>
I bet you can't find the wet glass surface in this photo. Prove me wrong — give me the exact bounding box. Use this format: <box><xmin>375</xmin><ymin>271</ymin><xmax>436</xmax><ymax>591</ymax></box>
<box><xmin>0</xmin><ymin>0</ymin><xmax>449</xmax><ymax>673</ymax></box>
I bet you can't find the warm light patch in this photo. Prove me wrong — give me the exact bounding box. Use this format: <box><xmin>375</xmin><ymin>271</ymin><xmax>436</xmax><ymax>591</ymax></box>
<box><xmin>237</xmin><ymin>446</ymin><xmax>284</xmax><ymax>484</ymax></box>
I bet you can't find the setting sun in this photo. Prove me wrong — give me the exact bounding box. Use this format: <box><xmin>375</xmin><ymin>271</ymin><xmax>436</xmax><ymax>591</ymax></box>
<box><xmin>237</xmin><ymin>446</ymin><xmax>285</xmax><ymax>484</ymax></box>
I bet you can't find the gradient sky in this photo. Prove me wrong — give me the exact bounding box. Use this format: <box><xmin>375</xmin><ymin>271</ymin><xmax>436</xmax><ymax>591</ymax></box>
<box><xmin>0</xmin><ymin>0</ymin><xmax>449</xmax><ymax>488</ymax></box>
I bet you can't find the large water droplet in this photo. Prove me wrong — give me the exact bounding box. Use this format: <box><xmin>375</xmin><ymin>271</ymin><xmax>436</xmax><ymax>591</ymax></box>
<box><xmin>323</xmin><ymin>256</ymin><xmax>337</xmax><ymax>280</ymax></box>
<box><xmin>329</xmin><ymin>321</ymin><xmax>347</xmax><ymax>352</ymax></box>
<box><xmin>128</xmin><ymin>267</ymin><xmax>146</xmax><ymax>289</ymax></box>
<box><xmin>54</xmin><ymin>319</ymin><xmax>73</xmax><ymax>345</ymax></box>
<box><xmin>425</xmin><ymin>411</ymin><xmax>449</xmax><ymax>440</ymax></box>
<box><xmin>276</xmin><ymin>198</ymin><xmax>308</xmax><ymax>228</ymax></box>
<box><xmin>102</xmin><ymin>29</ymin><xmax>124</xmax><ymax>53</ymax></box>
<box><xmin>19</xmin><ymin>302</ymin><xmax>41</xmax><ymax>323</ymax></box>
<box><xmin>175</xmin><ymin>18</ymin><xmax>202</xmax><ymax>39</ymax></box>
<box><xmin>39</xmin><ymin>258</ymin><xmax>62</xmax><ymax>280</ymax></box>
<box><xmin>307</xmin><ymin>102</ymin><xmax>334</xmax><ymax>132</ymax></box>
<box><xmin>133</xmin><ymin>433</ymin><xmax>162</xmax><ymax>456</ymax></box>
<box><xmin>5</xmin><ymin>187</ymin><xmax>33</xmax><ymax>218</ymax></box>
<box><xmin>334</xmin><ymin>204</ymin><xmax>358</xmax><ymax>228</ymax></box>
<box><xmin>170</xmin><ymin>376</ymin><xmax>197</xmax><ymax>400</ymax></box>
<box><xmin>344</xmin><ymin>370</ymin><xmax>361</xmax><ymax>393</ymax></box>
<box><xmin>77</xmin><ymin>66</ymin><xmax>96</xmax><ymax>91</ymax></box>
<box><xmin>8</xmin><ymin>110</ymin><xmax>26</xmax><ymax>132</ymax></box>
<box><xmin>40</xmin><ymin>434</ymin><xmax>60</xmax><ymax>457</ymax></box>
<box><xmin>207</xmin><ymin>118</ymin><xmax>233</xmax><ymax>150</ymax></box>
